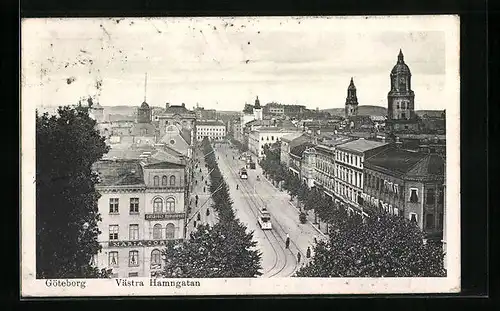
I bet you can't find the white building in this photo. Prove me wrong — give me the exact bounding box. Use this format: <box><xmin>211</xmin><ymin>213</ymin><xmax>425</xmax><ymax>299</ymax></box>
<box><xmin>93</xmin><ymin>158</ymin><xmax>187</xmax><ymax>278</ymax></box>
<box><xmin>195</xmin><ymin>120</ymin><xmax>226</xmax><ymax>141</ymax></box>
<box><xmin>248</xmin><ymin>127</ymin><xmax>300</xmax><ymax>158</ymax></box>
<box><xmin>334</xmin><ymin>138</ymin><xmax>389</xmax><ymax>211</ymax></box>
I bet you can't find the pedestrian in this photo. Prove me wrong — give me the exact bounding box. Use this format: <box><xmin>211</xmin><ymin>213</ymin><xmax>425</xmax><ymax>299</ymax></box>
<box><xmin>193</xmin><ymin>220</ymin><xmax>197</xmax><ymax>228</ymax></box>
<box><xmin>206</xmin><ymin>208</ymin><xmax>210</xmax><ymax>216</ymax></box>
<box><xmin>197</xmin><ymin>213</ymin><xmax>201</xmax><ymax>221</ymax></box>
<box><xmin>201</xmin><ymin>176</ymin><xmax>204</xmax><ymax>181</ymax></box>
<box><xmin>236</xmin><ymin>184</ymin><xmax>239</xmax><ymax>190</ymax></box>
<box><xmin>285</xmin><ymin>234</ymin><xmax>290</xmax><ymax>249</ymax></box>
<box><xmin>195</xmin><ymin>179</ymin><xmax>198</xmax><ymax>185</ymax></box>
<box><xmin>313</xmin><ymin>235</ymin><xmax>317</xmax><ymax>244</ymax></box>
<box><xmin>297</xmin><ymin>252</ymin><xmax>301</xmax><ymax>264</ymax></box>
<box><xmin>203</xmin><ymin>186</ymin><xmax>206</xmax><ymax>193</ymax></box>
<box><xmin>306</xmin><ymin>246</ymin><xmax>311</xmax><ymax>259</ymax></box>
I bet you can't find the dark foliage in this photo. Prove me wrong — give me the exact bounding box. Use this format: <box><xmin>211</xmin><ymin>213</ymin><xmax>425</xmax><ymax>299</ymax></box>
<box><xmin>162</xmin><ymin>137</ymin><xmax>262</xmax><ymax>277</ymax></box>
<box><xmin>36</xmin><ymin>106</ymin><xmax>110</xmax><ymax>278</ymax></box>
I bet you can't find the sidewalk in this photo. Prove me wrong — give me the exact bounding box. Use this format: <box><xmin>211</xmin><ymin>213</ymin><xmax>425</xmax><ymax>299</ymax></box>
<box><xmin>262</xmin><ymin>171</ymin><xmax>330</xmax><ymax>240</ymax></box>
<box><xmin>185</xmin><ymin>148</ymin><xmax>218</xmax><ymax>238</ymax></box>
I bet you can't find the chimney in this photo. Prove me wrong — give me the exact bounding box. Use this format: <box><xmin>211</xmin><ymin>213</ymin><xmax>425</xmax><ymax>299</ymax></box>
<box><xmin>166</xmin><ymin>103</ymin><xmax>170</xmax><ymax>109</ymax></box>
<box><xmin>182</xmin><ymin>103</ymin><xmax>185</xmax><ymax>108</ymax></box>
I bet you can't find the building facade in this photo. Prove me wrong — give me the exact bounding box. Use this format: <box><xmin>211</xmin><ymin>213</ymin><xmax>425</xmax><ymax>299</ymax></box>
<box><xmin>345</xmin><ymin>77</ymin><xmax>359</xmax><ymax>118</ymax></box>
<box><xmin>280</xmin><ymin>133</ymin><xmax>309</xmax><ymax>167</ymax></box>
<box><xmin>300</xmin><ymin>146</ymin><xmax>317</xmax><ymax>188</ymax></box>
<box><xmin>313</xmin><ymin>135</ymin><xmax>354</xmax><ymax>201</ymax></box>
<box><xmin>334</xmin><ymin>139</ymin><xmax>389</xmax><ymax>213</ymax></box>
<box><xmin>248</xmin><ymin>127</ymin><xmax>300</xmax><ymax>158</ymax></box>
<box><xmin>156</xmin><ymin>103</ymin><xmax>197</xmax><ymax>136</ymax></box>
<box><xmin>362</xmin><ymin>148</ymin><xmax>445</xmax><ymax>239</ymax></box>
<box><xmin>195</xmin><ymin>121</ymin><xmax>227</xmax><ymax>141</ymax></box>
<box><xmin>93</xmin><ymin>159</ymin><xmax>187</xmax><ymax>278</ymax></box>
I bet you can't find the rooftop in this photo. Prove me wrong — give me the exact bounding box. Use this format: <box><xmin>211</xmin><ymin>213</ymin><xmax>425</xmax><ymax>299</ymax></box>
<box><xmin>163</xmin><ymin>104</ymin><xmax>195</xmax><ymax>115</ymax></box>
<box><xmin>143</xmin><ymin>162</ymin><xmax>186</xmax><ymax>169</ymax></box>
<box><xmin>366</xmin><ymin>148</ymin><xmax>445</xmax><ymax>177</ymax></box>
<box><xmin>254</xmin><ymin>127</ymin><xmax>300</xmax><ymax>133</ymax></box>
<box><xmin>94</xmin><ymin>159</ymin><xmax>145</xmax><ymax>187</ymax></box>
<box><xmin>337</xmin><ymin>138</ymin><xmax>389</xmax><ymax>153</ymax></box>
<box><xmin>281</xmin><ymin>132</ymin><xmax>305</xmax><ymax>142</ymax></box>
<box><xmin>197</xmin><ymin>120</ymin><xmax>226</xmax><ymax>126</ymax></box>
<box><xmin>290</xmin><ymin>142</ymin><xmax>316</xmax><ymax>157</ymax></box>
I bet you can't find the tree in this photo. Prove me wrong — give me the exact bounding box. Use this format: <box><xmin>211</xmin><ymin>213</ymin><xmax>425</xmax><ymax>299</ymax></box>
<box><xmin>295</xmin><ymin>214</ymin><xmax>446</xmax><ymax>277</ymax></box>
<box><xmin>36</xmin><ymin>105</ymin><xmax>110</xmax><ymax>278</ymax></box>
<box><xmin>161</xmin><ymin>138</ymin><xmax>262</xmax><ymax>277</ymax></box>
<box><xmin>162</xmin><ymin>221</ymin><xmax>262</xmax><ymax>278</ymax></box>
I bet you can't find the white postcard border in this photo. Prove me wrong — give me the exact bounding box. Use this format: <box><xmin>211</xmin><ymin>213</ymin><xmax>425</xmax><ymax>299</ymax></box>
<box><xmin>21</xmin><ymin>15</ymin><xmax>461</xmax><ymax>297</ymax></box>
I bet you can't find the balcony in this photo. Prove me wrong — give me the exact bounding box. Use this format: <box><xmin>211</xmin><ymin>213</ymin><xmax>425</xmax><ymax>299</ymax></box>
<box><xmin>145</xmin><ymin>212</ymin><xmax>186</xmax><ymax>221</ymax></box>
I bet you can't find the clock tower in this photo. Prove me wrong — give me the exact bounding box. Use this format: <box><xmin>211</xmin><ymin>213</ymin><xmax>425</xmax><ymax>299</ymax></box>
<box><xmin>387</xmin><ymin>49</ymin><xmax>419</xmax><ymax>132</ymax></box>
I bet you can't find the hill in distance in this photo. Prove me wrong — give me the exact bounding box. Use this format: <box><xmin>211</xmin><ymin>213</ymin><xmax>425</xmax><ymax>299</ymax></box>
<box><xmin>322</xmin><ymin>105</ymin><xmax>387</xmax><ymax>117</ymax></box>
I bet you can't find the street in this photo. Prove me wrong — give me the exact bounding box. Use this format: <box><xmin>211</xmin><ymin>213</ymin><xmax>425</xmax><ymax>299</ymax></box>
<box><xmin>214</xmin><ymin>143</ymin><xmax>323</xmax><ymax>277</ymax></box>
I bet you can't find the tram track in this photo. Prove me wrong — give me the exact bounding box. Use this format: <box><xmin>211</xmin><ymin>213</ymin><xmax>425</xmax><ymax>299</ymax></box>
<box><xmin>217</xmin><ymin>146</ymin><xmax>299</xmax><ymax>277</ymax></box>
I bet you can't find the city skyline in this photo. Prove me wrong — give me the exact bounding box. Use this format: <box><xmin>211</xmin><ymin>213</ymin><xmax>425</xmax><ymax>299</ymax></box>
<box><xmin>23</xmin><ymin>16</ymin><xmax>458</xmax><ymax>111</ymax></box>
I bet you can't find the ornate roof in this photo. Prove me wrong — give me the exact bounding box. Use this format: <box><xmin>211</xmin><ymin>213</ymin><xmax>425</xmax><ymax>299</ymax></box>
<box><xmin>391</xmin><ymin>49</ymin><xmax>411</xmax><ymax>76</ymax></box>
<box><xmin>254</xmin><ymin>96</ymin><xmax>261</xmax><ymax>109</ymax></box>
<box><xmin>140</xmin><ymin>101</ymin><xmax>150</xmax><ymax>109</ymax></box>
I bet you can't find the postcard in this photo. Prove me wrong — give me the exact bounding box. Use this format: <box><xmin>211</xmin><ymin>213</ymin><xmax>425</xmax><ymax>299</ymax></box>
<box><xmin>21</xmin><ymin>15</ymin><xmax>460</xmax><ymax>297</ymax></box>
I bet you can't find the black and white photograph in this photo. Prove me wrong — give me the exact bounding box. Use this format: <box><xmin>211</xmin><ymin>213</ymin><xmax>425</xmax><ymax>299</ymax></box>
<box><xmin>21</xmin><ymin>15</ymin><xmax>460</xmax><ymax>296</ymax></box>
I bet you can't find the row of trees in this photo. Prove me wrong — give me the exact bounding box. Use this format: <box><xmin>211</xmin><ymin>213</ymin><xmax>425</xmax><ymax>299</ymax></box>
<box><xmin>259</xmin><ymin>141</ymin><xmax>446</xmax><ymax>277</ymax></box>
<box><xmin>229</xmin><ymin>137</ymin><xmax>248</xmax><ymax>153</ymax></box>
<box><xmin>161</xmin><ymin>137</ymin><xmax>262</xmax><ymax>277</ymax></box>
<box><xmin>36</xmin><ymin>105</ymin><xmax>110</xmax><ymax>278</ymax></box>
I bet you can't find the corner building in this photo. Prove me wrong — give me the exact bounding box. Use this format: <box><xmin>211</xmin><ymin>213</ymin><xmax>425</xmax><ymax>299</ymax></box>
<box><xmin>93</xmin><ymin>159</ymin><xmax>187</xmax><ymax>278</ymax></box>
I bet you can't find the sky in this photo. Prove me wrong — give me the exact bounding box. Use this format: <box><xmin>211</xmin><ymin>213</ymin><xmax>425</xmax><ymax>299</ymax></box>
<box><xmin>22</xmin><ymin>16</ymin><xmax>459</xmax><ymax>112</ymax></box>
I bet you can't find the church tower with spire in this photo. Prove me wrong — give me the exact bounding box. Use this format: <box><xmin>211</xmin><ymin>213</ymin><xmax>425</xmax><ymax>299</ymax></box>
<box><xmin>387</xmin><ymin>49</ymin><xmax>419</xmax><ymax>132</ymax></box>
<box><xmin>345</xmin><ymin>77</ymin><xmax>359</xmax><ymax>118</ymax></box>
<box><xmin>253</xmin><ymin>96</ymin><xmax>263</xmax><ymax>120</ymax></box>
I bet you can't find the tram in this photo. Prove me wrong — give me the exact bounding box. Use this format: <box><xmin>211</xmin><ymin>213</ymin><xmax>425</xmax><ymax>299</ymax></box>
<box><xmin>258</xmin><ymin>207</ymin><xmax>272</xmax><ymax>230</ymax></box>
<box><xmin>239</xmin><ymin>168</ymin><xmax>248</xmax><ymax>179</ymax></box>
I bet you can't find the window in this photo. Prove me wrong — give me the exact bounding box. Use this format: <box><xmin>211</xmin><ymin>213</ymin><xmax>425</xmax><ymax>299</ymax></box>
<box><xmin>426</xmin><ymin>189</ymin><xmax>435</xmax><ymax>204</ymax></box>
<box><xmin>153</xmin><ymin>176</ymin><xmax>160</xmax><ymax>186</ymax></box>
<box><xmin>109</xmin><ymin>225</ymin><xmax>119</xmax><ymax>240</ymax></box>
<box><xmin>109</xmin><ymin>251</ymin><xmax>119</xmax><ymax>267</ymax></box>
<box><xmin>153</xmin><ymin>224</ymin><xmax>162</xmax><ymax>240</ymax></box>
<box><xmin>426</xmin><ymin>214</ymin><xmax>434</xmax><ymax>230</ymax></box>
<box><xmin>130</xmin><ymin>198</ymin><xmax>139</xmax><ymax>213</ymax></box>
<box><xmin>409</xmin><ymin>213</ymin><xmax>418</xmax><ymax>224</ymax></box>
<box><xmin>409</xmin><ymin>189</ymin><xmax>419</xmax><ymax>203</ymax></box>
<box><xmin>153</xmin><ymin>197</ymin><xmax>163</xmax><ymax>213</ymax></box>
<box><xmin>165</xmin><ymin>197</ymin><xmax>175</xmax><ymax>212</ymax></box>
<box><xmin>271</xmin><ymin>136</ymin><xmax>274</xmax><ymax>140</ymax></box>
<box><xmin>162</xmin><ymin>176</ymin><xmax>167</xmax><ymax>186</ymax></box>
<box><xmin>129</xmin><ymin>250</ymin><xmax>139</xmax><ymax>267</ymax></box>
<box><xmin>109</xmin><ymin>198</ymin><xmax>119</xmax><ymax>213</ymax></box>
<box><xmin>129</xmin><ymin>224</ymin><xmax>139</xmax><ymax>240</ymax></box>
<box><xmin>128</xmin><ymin>272</ymin><xmax>139</xmax><ymax>277</ymax></box>
<box><xmin>396</xmin><ymin>103</ymin><xmax>400</xmax><ymax>109</ymax></box>
<box><xmin>169</xmin><ymin>175</ymin><xmax>176</xmax><ymax>186</ymax></box>
<box><xmin>166</xmin><ymin>223</ymin><xmax>175</xmax><ymax>239</ymax></box>
<box><xmin>151</xmin><ymin>249</ymin><xmax>161</xmax><ymax>266</ymax></box>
